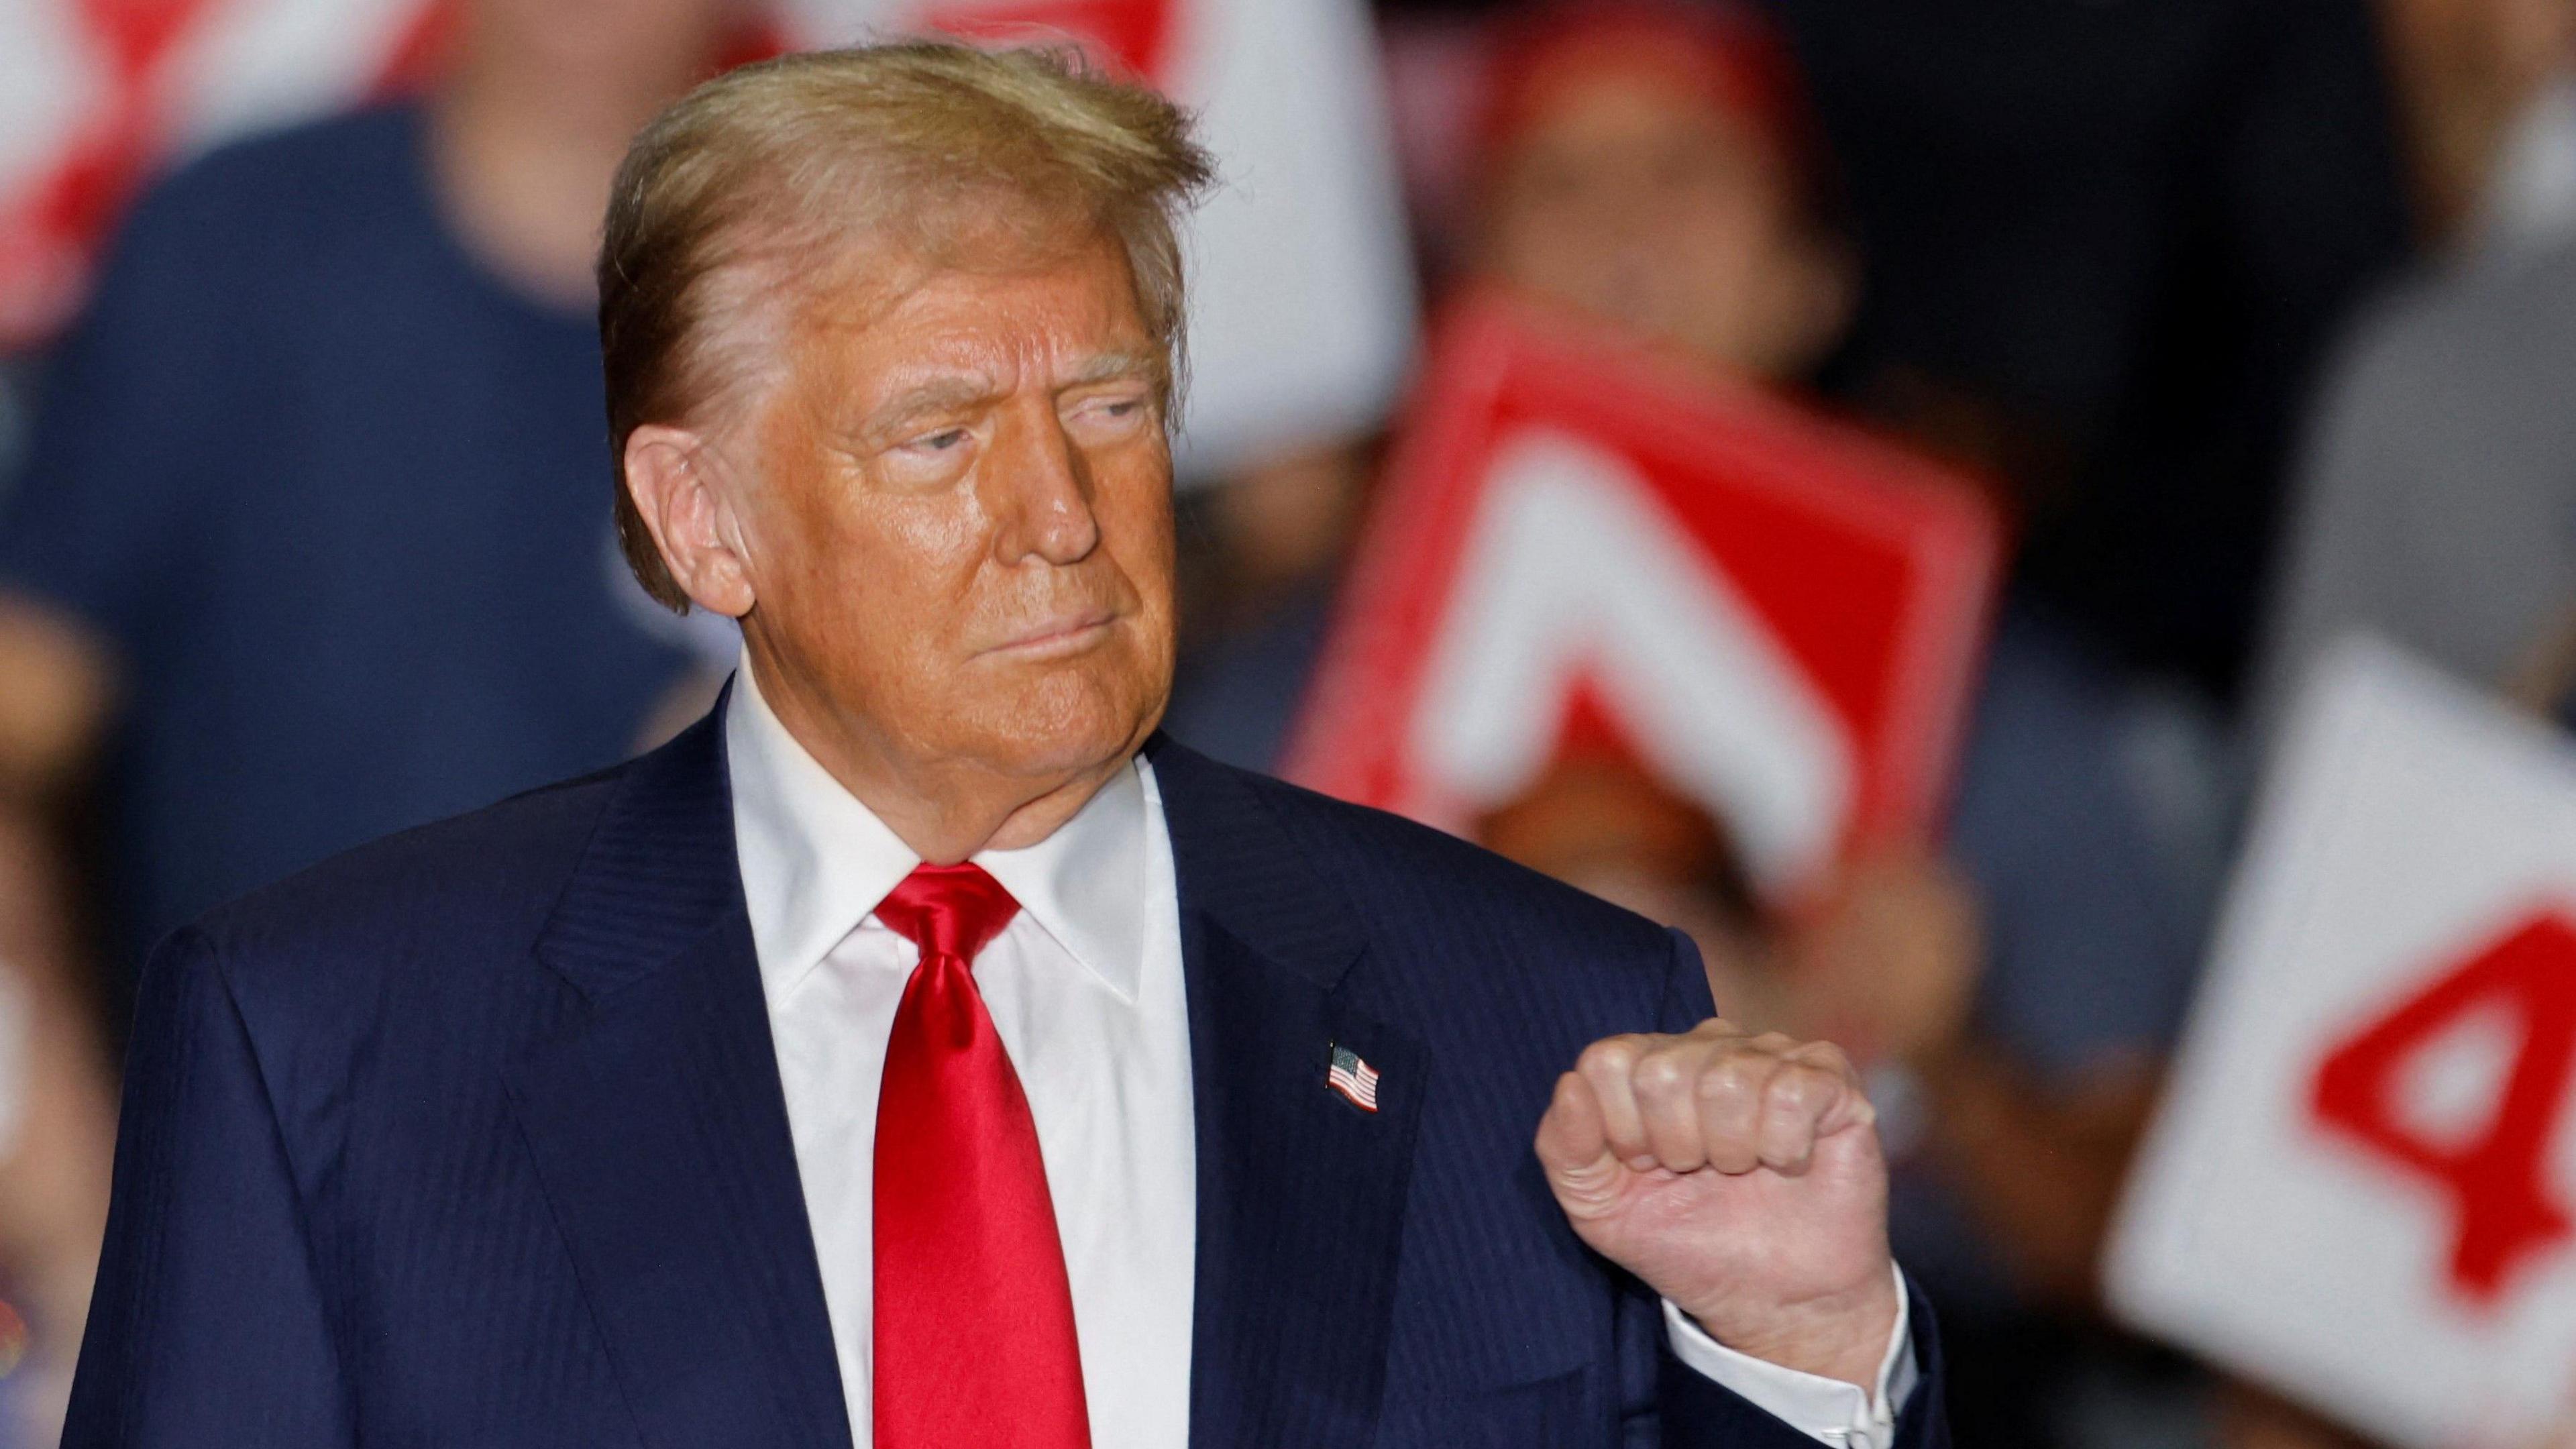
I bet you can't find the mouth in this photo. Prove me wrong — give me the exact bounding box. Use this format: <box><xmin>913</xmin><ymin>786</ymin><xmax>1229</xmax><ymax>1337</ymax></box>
<box><xmin>982</xmin><ymin>610</ymin><xmax>1118</xmax><ymax>660</ymax></box>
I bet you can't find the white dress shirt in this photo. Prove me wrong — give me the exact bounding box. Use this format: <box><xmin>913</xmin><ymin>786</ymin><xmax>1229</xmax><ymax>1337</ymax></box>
<box><xmin>724</xmin><ymin>655</ymin><xmax>1913</xmax><ymax>1447</ymax></box>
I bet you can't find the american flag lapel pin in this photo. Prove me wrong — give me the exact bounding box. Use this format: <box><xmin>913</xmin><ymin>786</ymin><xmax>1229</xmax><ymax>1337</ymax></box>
<box><xmin>1325</xmin><ymin>1042</ymin><xmax>1381</xmax><ymax>1114</ymax></box>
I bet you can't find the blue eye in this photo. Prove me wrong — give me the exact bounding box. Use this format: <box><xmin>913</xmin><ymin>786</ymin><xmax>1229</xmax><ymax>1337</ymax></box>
<box><xmin>916</xmin><ymin>429</ymin><xmax>968</xmax><ymax>451</ymax></box>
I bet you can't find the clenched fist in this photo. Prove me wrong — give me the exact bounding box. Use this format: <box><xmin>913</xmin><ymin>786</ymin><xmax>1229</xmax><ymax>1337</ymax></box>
<box><xmin>1535</xmin><ymin>1019</ymin><xmax>1900</xmax><ymax>1389</ymax></box>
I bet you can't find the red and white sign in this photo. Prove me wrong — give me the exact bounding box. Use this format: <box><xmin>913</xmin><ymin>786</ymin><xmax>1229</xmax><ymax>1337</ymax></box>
<box><xmin>2108</xmin><ymin>637</ymin><xmax>2576</xmax><ymax>1448</ymax></box>
<box><xmin>1</xmin><ymin>0</ymin><xmax>1415</xmax><ymax>482</ymax></box>
<box><xmin>1281</xmin><ymin>297</ymin><xmax>1999</xmax><ymax>898</ymax></box>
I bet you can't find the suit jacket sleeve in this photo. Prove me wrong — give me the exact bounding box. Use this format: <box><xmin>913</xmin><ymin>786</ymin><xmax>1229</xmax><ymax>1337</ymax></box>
<box><xmin>1641</xmin><ymin>928</ymin><xmax>1953</xmax><ymax>1449</ymax></box>
<box><xmin>63</xmin><ymin>927</ymin><xmax>355</xmax><ymax>1448</ymax></box>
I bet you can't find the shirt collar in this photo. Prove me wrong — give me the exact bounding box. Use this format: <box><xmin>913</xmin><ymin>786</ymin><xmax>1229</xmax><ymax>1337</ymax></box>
<box><xmin>724</xmin><ymin>651</ymin><xmax>1151</xmax><ymax>1005</ymax></box>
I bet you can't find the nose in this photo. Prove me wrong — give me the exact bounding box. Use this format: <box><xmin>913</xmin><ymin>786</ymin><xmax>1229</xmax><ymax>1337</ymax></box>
<box><xmin>985</xmin><ymin>397</ymin><xmax>1102</xmax><ymax>568</ymax></box>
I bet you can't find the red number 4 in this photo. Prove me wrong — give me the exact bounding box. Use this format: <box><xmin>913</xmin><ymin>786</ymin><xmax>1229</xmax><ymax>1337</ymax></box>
<box><xmin>2311</xmin><ymin>912</ymin><xmax>2576</xmax><ymax>1304</ymax></box>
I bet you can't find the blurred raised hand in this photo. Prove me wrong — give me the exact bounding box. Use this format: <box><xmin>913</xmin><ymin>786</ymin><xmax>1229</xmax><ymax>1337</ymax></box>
<box><xmin>0</xmin><ymin>802</ymin><xmax>114</xmax><ymax>1444</ymax></box>
<box><xmin>0</xmin><ymin>596</ymin><xmax>119</xmax><ymax>1440</ymax></box>
<box><xmin>1781</xmin><ymin>847</ymin><xmax>1983</xmax><ymax>1067</ymax></box>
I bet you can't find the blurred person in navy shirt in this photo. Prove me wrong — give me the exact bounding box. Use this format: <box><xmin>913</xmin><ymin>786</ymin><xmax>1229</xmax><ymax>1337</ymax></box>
<box><xmin>0</xmin><ymin>0</ymin><xmax>753</xmax><ymax>986</ymax></box>
<box><xmin>1172</xmin><ymin>5</ymin><xmax>2222</xmax><ymax>1442</ymax></box>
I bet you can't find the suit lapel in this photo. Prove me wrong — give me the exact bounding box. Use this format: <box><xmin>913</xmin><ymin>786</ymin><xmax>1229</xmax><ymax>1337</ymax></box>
<box><xmin>505</xmin><ymin>701</ymin><xmax>851</xmax><ymax>1449</ymax></box>
<box><xmin>1150</xmin><ymin>739</ymin><xmax>1427</xmax><ymax>1449</ymax></box>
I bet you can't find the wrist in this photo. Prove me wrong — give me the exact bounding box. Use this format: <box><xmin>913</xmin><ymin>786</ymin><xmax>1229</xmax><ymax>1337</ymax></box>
<box><xmin>1679</xmin><ymin>1269</ymin><xmax>1902</xmax><ymax>1391</ymax></box>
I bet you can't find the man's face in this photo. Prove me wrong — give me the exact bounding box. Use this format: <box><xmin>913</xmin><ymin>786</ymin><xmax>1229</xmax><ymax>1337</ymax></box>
<box><xmin>1481</xmin><ymin>73</ymin><xmax>1829</xmax><ymax>379</ymax></box>
<box><xmin>731</xmin><ymin>229</ymin><xmax>1178</xmax><ymax>796</ymax></box>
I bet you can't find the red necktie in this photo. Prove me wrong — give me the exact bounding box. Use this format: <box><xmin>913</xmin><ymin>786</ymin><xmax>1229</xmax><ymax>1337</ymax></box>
<box><xmin>872</xmin><ymin>863</ymin><xmax>1091</xmax><ymax>1449</ymax></box>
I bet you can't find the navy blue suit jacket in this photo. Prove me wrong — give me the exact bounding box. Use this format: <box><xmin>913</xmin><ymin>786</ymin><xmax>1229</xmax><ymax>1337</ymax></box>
<box><xmin>66</xmin><ymin>710</ymin><xmax>1947</xmax><ymax>1447</ymax></box>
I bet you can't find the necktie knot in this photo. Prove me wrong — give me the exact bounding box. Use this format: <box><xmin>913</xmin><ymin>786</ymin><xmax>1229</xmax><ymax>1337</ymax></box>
<box><xmin>875</xmin><ymin>862</ymin><xmax>1021</xmax><ymax>963</ymax></box>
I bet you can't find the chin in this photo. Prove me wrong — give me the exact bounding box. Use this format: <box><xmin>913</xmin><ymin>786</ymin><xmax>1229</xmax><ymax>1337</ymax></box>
<box><xmin>972</xmin><ymin>668</ymin><xmax>1162</xmax><ymax>782</ymax></box>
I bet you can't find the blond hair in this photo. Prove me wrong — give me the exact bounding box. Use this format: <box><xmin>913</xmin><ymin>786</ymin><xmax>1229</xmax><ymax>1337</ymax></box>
<box><xmin>598</xmin><ymin>41</ymin><xmax>1216</xmax><ymax>611</ymax></box>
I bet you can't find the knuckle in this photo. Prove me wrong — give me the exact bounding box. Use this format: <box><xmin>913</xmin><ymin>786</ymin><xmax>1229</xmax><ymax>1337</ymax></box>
<box><xmin>1767</xmin><ymin>1073</ymin><xmax>1823</xmax><ymax>1115</ymax></box>
<box><xmin>1632</xmin><ymin>1050</ymin><xmax>1693</xmax><ymax>1097</ymax></box>
<box><xmin>1768</xmin><ymin>1065</ymin><xmax>1839</xmax><ymax>1117</ymax></box>
<box><xmin>1694</xmin><ymin>1060</ymin><xmax>1761</xmax><ymax>1109</ymax></box>
<box><xmin>1577</xmin><ymin>1035</ymin><xmax>1644</xmax><ymax>1077</ymax></box>
<box><xmin>1793</xmin><ymin>1039</ymin><xmax>1856</xmax><ymax>1075</ymax></box>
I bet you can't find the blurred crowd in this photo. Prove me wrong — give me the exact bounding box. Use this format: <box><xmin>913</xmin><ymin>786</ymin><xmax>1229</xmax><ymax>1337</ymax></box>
<box><xmin>2</xmin><ymin>0</ymin><xmax>2574</xmax><ymax>1443</ymax></box>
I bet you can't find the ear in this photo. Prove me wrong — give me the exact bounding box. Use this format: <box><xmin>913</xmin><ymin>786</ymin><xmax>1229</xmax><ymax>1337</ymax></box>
<box><xmin>623</xmin><ymin>425</ymin><xmax>757</xmax><ymax>619</ymax></box>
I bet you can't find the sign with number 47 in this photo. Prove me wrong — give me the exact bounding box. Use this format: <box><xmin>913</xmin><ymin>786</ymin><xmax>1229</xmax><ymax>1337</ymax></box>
<box><xmin>2108</xmin><ymin>637</ymin><xmax>2576</xmax><ymax>1448</ymax></box>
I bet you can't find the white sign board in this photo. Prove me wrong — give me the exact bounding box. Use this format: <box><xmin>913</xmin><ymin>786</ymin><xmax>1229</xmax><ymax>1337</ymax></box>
<box><xmin>2107</xmin><ymin>637</ymin><xmax>2576</xmax><ymax>1448</ymax></box>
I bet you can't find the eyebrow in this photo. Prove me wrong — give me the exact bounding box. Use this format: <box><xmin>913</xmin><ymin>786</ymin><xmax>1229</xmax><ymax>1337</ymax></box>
<box><xmin>861</xmin><ymin>376</ymin><xmax>1006</xmax><ymax>439</ymax></box>
<box><xmin>1063</xmin><ymin>350</ymin><xmax>1166</xmax><ymax>390</ymax></box>
<box><xmin>858</xmin><ymin>350</ymin><xmax>1168</xmax><ymax>440</ymax></box>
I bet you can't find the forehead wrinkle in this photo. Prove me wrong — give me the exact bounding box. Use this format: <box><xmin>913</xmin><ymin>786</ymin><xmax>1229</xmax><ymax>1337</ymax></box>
<box><xmin>773</xmin><ymin>191</ymin><xmax>1144</xmax><ymax>304</ymax></box>
<box><xmin>757</xmin><ymin>224</ymin><xmax>1168</xmax><ymax>448</ymax></box>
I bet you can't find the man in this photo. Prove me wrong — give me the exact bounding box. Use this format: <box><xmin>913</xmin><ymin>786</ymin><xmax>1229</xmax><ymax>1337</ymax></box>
<box><xmin>0</xmin><ymin>0</ymin><xmax>741</xmax><ymax>992</ymax></box>
<box><xmin>67</xmin><ymin>44</ymin><xmax>1945</xmax><ymax>1448</ymax></box>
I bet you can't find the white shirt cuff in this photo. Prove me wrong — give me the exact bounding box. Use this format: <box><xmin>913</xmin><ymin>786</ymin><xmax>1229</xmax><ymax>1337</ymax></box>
<box><xmin>1661</xmin><ymin>1264</ymin><xmax>1918</xmax><ymax>1448</ymax></box>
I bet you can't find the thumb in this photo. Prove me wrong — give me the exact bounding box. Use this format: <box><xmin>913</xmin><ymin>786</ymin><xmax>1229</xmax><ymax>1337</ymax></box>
<box><xmin>1534</xmin><ymin>1072</ymin><xmax>1625</xmax><ymax>1216</ymax></box>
